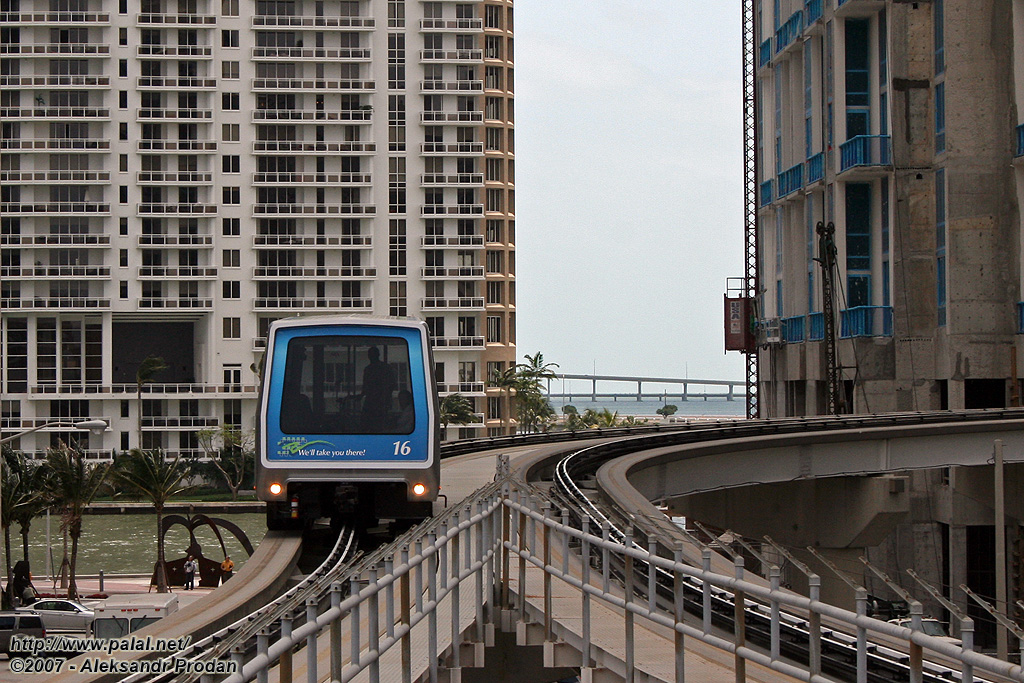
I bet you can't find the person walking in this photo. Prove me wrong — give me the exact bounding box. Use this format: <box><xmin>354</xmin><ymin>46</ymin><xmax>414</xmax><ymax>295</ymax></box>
<box><xmin>183</xmin><ymin>556</ymin><xmax>197</xmax><ymax>590</ymax></box>
<box><xmin>220</xmin><ymin>556</ymin><xmax>234</xmax><ymax>584</ymax></box>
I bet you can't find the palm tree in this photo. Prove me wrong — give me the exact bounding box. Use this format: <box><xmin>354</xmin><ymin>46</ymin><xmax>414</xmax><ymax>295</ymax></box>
<box><xmin>439</xmin><ymin>394</ymin><xmax>479</xmax><ymax>440</ymax></box>
<box><xmin>45</xmin><ymin>443</ymin><xmax>111</xmax><ymax>600</ymax></box>
<box><xmin>111</xmin><ymin>449</ymin><xmax>194</xmax><ymax>593</ymax></box>
<box><xmin>517</xmin><ymin>352</ymin><xmax>559</xmax><ymax>384</ymax></box>
<box><xmin>10</xmin><ymin>457</ymin><xmax>48</xmax><ymax>564</ymax></box>
<box><xmin>135</xmin><ymin>355</ymin><xmax>168</xmax><ymax>447</ymax></box>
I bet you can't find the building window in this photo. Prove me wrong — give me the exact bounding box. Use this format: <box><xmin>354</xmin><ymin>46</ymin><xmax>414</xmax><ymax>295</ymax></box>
<box><xmin>485</xmin><ymin>250</ymin><xmax>504</xmax><ymax>274</ymax></box>
<box><xmin>845</xmin><ymin>183</ymin><xmax>871</xmax><ymax>308</ymax></box>
<box><xmin>119</xmin><ymin>122</ymin><xmax>128</xmax><ymax>140</ymax></box>
<box><xmin>845</xmin><ymin>19</ymin><xmax>870</xmax><ymax>140</ymax></box>
<box><xmin>222</xmin><ymin>123</ymin><xmax>240</xmax><ymax>141</ymax></box>
<box><xmin>223</xmin><ymin>187</ymin><xmax>240</xmax><ymax>204</ymax></box>
<box><xmin>119</xmin><ymin>186</ymin><xmax>128</xmax><ymax>204</ymax></box>
<box><xmin>223</xmin><ymin>281</ymin><xmax>240</xmax><ymax>299</ymax></box>
<box><xmin>222</xmin><ymin>30</ymin><xmax>239</xmax><ymax>48</ymax></box>
<box><xmin>119</xmin><ymin>27</ymin><xmax>128</xmax><ymax>45</ymax></box>
<box><xmin>223</xmin><ymin>249</ymin><xmax>240</xmax><ymax>267</ymax></box>
<box><xmin>222</xmin><ymin>0</ymin><xmax>239</xmax><ymax>16</ymax></box>
<box><xmin>486</xmin><ymin>219</ymin><xmax>503</xmax><ymax>243</ymax></box>
<box><xmin>486</xmin><ymin>315</ymin><xmax>502</xmax><ymax>343</ymax></box>
<box><xmin>486</xmin><ymin>280</ymin><xmax>503</xmax><ymax>304</ymax></box>
<box><xmin>223</xmin><ymin>156</ymin><xmax>240</xmax><ymax>173</ymax></box>
<box><xmin>222</xmin><ymin>61</ymin><xmax>240</xmax><ymax>79</ymax></box>
<box><xmin>389</xmin><ymin>219</ymin><xmax>407</xmax><ymax>276</ymax></box>
<box><xmin>222</xmin><ymin>92</ymin><xmax>239</xmax><ymax>110</ymax></box>
<box><xmin>389</xmin><ymin>281</ymin><xmax>407</xmax><ymax>317</ymax></box>
<box><xmin>222</xmin><ymin>217</ymin><xmax>240</xmax><ymax>235</ymax></box>
<box><xmin>119</xmin><ymin>90</ymin><xmax>128</xmax><ymax>109</ymax></box>
<box><xmin>119</xmin><ymin>59</ymin><xmax>128</xmax><ymax>78</ymax></box>
<box><xmin>934</xmin><ymin>82</ymin><xmax>945</xmax><ymax>154</ymax></box>
<box><xmin>223</xmin><ymin>317</ymin><xmax>241</xmax><ymax>339</ymax></box>
<box><xmin>120</xmin><ymin>281</ymin><xmax>128</xmax><ymax>299</ymax></box>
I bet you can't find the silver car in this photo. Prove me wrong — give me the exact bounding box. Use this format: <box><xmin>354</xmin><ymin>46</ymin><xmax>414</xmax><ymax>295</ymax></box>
<box><xmin>17</xmin><ymin>600</ymin><xmax>94</xmax><ymax>632</ymax></box>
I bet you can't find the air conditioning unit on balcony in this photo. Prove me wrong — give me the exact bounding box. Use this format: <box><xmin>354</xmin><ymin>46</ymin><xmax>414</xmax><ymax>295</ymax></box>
<box><xmin>761</xmin><ymin>318</ymin><xmax>782</xmax><ymax>345</ymax></box>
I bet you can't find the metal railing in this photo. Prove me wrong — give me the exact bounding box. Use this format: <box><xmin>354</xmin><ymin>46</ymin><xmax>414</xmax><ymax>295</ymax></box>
<box><xmin>1017</xmin><ymin>124</ymin><xmax>1024</xmax><ymax>158</ymax></box>
<box><xmin>781</xmin><ymin>315</ymin><xmax>806</xmax><ymax>343</ymax></box>
<box><xmin>840</xmin><ymin>305</ymin><xmax>893</xmax><ymax>338</ymax></box>
<box><xmin>774</xmin><ymin>10</ymin><xmax>803</xmax><ymax>55</ymax></box>
<box><xmin>806</xmin><ymin>151</ymin><xmax>824</xmax><ymax>184</ymax></box>
<box><xmin>777</xmin><ymin>162</ymin><xmax>804</xmax><ymax>199</ymax></box>
<box><xmin>805</xmin><ymin>0</ymin><xmax>823</xmax><ymax>25</ymax></box>
<box><xmin>840</xmin><ymin>135</ymin><xmax>892</xmax><ymax>172</ymax></box>
<box><xmin>759</xmin><ymin>179</ymin><xmax>773</xmax><ymax>207</ymax></box>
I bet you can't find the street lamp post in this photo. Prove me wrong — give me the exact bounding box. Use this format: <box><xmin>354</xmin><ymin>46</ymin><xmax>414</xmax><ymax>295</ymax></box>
<box><xmin>0</xmin><ymin>419</ymin><xmax>108</xmax><ymax>596</ymax></box>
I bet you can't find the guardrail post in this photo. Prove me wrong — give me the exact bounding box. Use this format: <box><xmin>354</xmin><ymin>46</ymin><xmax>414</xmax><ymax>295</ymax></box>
<box><xmin>501</xmin><ymin>491</ymin><xmax>511</xmax><ymax>611</ymax></box>
<box><xmin>369</xmin><ymin>565</ymin><xmax>381</xmax><ymax>683</ymax></box>
<box><xmin>476</xmin><ymin>498</ymin><xmax>487</xmax><ymax>645</ymax></box>
<box><xmin>451</xmin><ymin>511</ymin><xmax>462</xmax><ymax>670</ymax></box>
<box><xmin>415</xmin><ymin>536</ymin><xmax>425</xmax><ymax>613</ymax></box>
<box><xmin>581</xmin><ymin>517</ymin><xmax>592</xmax><ymax>669</ymax></box>
<box><xmin>648</xmin><ymin>537</ymin><xmax>658</xmax><ymax>614</ymax></box>
<box><xmin>808</xmin><ymin>574</ymin><xmax>821</xmax><ymax>679</ymax></box>
<box><xmin>401</xmin><ymin>544</ymin><xmax>412</xmax><ymax>683</ymax></box>
<box><xmin>385</xmin><ymin>555</ymin><xmax>395</xmax><ymax>640</ymax></box>
<box><xmin>98</xmin><ymin>569</ymin><xmax>104</xmax><ymax>593</ymax></box>
<box><xmin>231</xmin><ymin>645</ymin><xmax>245</xmax><ymax>682</ymax></box>
<box><xmin>561</xmin><ymin>509</ymin><xmax>570</xmax><ymax>576</ymax></box>
<box><xmin>909</xmin><ymin>600</ymin><xmax>923</xmax><ymax>683</ymax></box>
<box><xmin>624</xmin><ymin>527</ymin><xmax>635</xmax><ymax>683</ymax></box>
<box><xmin>350</xmin><ymin>576</ymin><xmax>362</xmax><ymax>671</ymax></box>
<box><xmin>305</xmin><ymin>597</ymin><xmax>318</xmax><ymax>683</ymax></box>
<box><xmin>428</xmin><ymin>529</ymin><xmax>439</xmax><ymax>683</ymax></box>
<box><xmin>280</xmin><ymin>614</ymin><xmax>293</xmax><ymax>683</ymax></box>
<box><xmin>517</xmin><ymin>492</ymin><xmax>527</xmax><ymax>624</ymax></box>
<box><xmin>257</xmin><ymin>627</ymin><xmax>271</xmax><ymax>683</ymax></box>
<box><xmin>602</xmin><ymin>521</ymin><xmax>611</xmax><ymax>594</ymax></box>
<box><xmin>855</xmin><ymin>587</ymin><xmax>867</xmax><ymax>683</ymax></box>
<box><xmin>961</xmin><ymin>617</ymin><xmax>975</xmax><ymax>683</ymax></box>
<box><xmin>702</xmin><ymin>549</ymin><xmax>712</xmax><ymax>635</ymax></box>
<box><xmin>733</xmin><ymin>556</ymin><xmax>746</xmax><ymax>683</ymax></box>
<box><xmin>542</xmin><ymin>501</ymin><xmax>552</xmax><ymax>641</ymax></box>
<box><xmin>673</xmin><ymin>543</ymin><xmax>685</xmax><ymax>683</ymax></box>
<box><xmin>769</xmin><ymin>565</ymin><xmax>781</xmax><ymax>662</ymax></box>
<box><xmin>329</xmin><ymin>582</ymin><xmax>343</xmax><ymax>683</ymax></box>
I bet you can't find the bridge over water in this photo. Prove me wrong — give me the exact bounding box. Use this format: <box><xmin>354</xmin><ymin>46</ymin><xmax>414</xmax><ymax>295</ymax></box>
<box><xmin>546</xmin><ymin>373</ymin><xmax>747</xmax><ymax>403</ymax></box>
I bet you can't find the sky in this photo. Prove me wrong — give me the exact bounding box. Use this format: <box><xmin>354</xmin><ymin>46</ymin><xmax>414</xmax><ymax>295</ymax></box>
<box><xmin>513</xmin><ymin>1</ymin><xmax>747</xmax><ymax>382</ymax></box>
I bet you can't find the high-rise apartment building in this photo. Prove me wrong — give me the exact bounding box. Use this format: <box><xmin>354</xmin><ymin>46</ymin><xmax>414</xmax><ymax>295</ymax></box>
<box><xmin>0</xmin><ymin>0</ymin><xmax>517</xmax><ymax>455</ymax></box>
<box><xmin>755</xmin><ymin>0</ymin><xmax>1020</xmax><ymax>418</ymax></box>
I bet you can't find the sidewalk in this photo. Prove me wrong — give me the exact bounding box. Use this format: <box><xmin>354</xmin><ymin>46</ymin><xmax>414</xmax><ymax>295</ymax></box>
<box><xmin>32</xmin><ymin>574</ymin><xmax>216</xmax><ymax>608</ymax></box>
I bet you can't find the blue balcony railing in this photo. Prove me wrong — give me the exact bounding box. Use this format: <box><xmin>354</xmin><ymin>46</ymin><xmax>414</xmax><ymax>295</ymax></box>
<box><xmin>1017</xmin><ymin>302</ymin><xmax>1024</xmax><ymax>334</ymax></box>
<box><xmin>774</xmin><ymin>10</ymin><xmax>804</xmax><ymax>55</ymax></box>
<box><xmin>777</xmin><ymin>163</ymin><xmax>804</xmax><ymax>199</ymax></box>
<box><xmin>840</xmin><ymin>306</ymin><xmax>893</xmax><ymax>338</ymax></box>
<box><xmin>805</xmin><ymin>0</ymin><xmax>822</xmax><ymax>25</ymax></box>
<box><xmin>781</xmin><ymin>315</ymin><xmax>806</xmax><ymax>343</ymax></box>
<box><xmin>839</xmin><ymin>135</ymin><xmax>892</xmax><ymax>173</ymax></box>
<box><xmin>1016</xmin><ymin>124</ymin><xmax>1024</xmax><ymax>158</ymax></box>
<box><xmin>806</xmin><ymin>152</ymin><xmax>824</xmax><ymax>184</ymax></box>
<box><xmin>807</xmin><ymin>312</ymin><xmax>824</xmax><ymax>341</ymax></box>
<box><xmin>760</xmin><ymin>179</ymin><xmax>773</xmax><ymax>207</ymax></box>
<box><xmin>759</xmin><ymin>39</ymin><xmax>772</xmax><ymax>68</ymax></box>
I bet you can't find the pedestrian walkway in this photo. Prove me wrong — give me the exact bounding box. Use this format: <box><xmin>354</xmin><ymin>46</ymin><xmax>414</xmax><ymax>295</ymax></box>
<box><xmin>32</xmin><ymin>574</ymin><xmax>215</xmax><ymax>608</ymax></box>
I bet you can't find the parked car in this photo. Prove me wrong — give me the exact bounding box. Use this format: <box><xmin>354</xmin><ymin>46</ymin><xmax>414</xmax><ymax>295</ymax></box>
<box><xmin>0</xmin><ymin>612</ymin><xmax>45</xmax><ymax>656</ymax></box>
<box><xmin>17</xmin><ymin>599</ymin><xmax>94</xmax><ymax>632</ymax></box>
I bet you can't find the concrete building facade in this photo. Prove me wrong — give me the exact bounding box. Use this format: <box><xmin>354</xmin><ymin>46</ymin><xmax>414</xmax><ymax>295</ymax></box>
<box><xmin>754</xmin><ymin>0</ymin><xmax>1024</xmax><ymax>644</ymax></box>
<box><xmin>0</xmin><ymin>0</ymin><xmax>517</xmax><ymax>455</ymax></box>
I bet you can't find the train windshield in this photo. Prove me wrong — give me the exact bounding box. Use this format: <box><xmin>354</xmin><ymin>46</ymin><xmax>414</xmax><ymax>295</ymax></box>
<box><xmin>280</xmin><ymin>335</ymin><xmax>414</xmax><ymax>435</ymax></box>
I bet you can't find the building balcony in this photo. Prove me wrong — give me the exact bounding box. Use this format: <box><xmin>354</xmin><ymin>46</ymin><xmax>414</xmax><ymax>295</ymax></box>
<box><xmin>758</xmin><ymin>39</ymin><xmax>771</xmax><ymax>69</ymax></box>
<box><xmin>254</xmin><ymin>297</ymin><xmax>373</xmax><ymax>310</ymax></box>
<box><xmin>777</xmin><ymin>162</ymin><xmax>804</xmax><ymax>200</ymax></box>
<box><xmin>759</xmin><ymin>179</ymin><xmax>773</xmax><ymax>207</ymax></box>
<box><xmin>141</xmin><ymin>417</ymin><xmax>220</xmax><ymax>429</ymax></box>
<box><xmin>805</xmin><ymin>152</ymin><xmax>824</xmax><ymax>185</ymax></box>
<box><xmin>251</xmin><ymin>15</ymin><xmax>375</xmax><ymax>29</ymax></box>
<box><xmin>1</xmin><ymin>233</ymin><xmax>109</xmax><ymax>247</ymax></box>
<box><xmin>251</xmin><ymin>47</ymin><xmax>371</xmax><ymax>61</ymax></box>
<box><xmin>420</xmin><ymin>297</ymin><xmax>485</xmax><ymax>310</ymax></box>
<box><xmin>252</xmin><ymin>108</ymin><xmax>372</xmax><ymax>123</ymax></box>
<box><xmin>2</xmin><ymin>416</ymin><xmax>111</xmax><ymax>431</ymax></box>
<box><xmin>138</xmin><ymin>140</ymin><xmax>218</xmax><ymax>152</ymax></box>
<box><xmin>252</xmin><ymin>203</ymin><xmax>376</xmax><ymax>216</ymax></box>
<box><xmin>421</xmin><ymin>266</ymin><xmax>485</xmax><ymax>279</ymax></box>
<box><xmin>0</xmin><ymin>170</ymin><xmax>110</xmax><ymax>184</ymax></box>
<box><xmin>420</xmin><ymin>111</ymin><xmax>484</xmax><ymax>124</ymax></box>
<box><xmin>1</xmin><ymin>43</ymin><xmax>109</xmax><ymax>56</ymax></box>
<box><xmin>1</xmin><ymin>107</ymin><xmax>109</xmax><ymax>120</ymax></box>
<box><xmin>420</xmin><ymin>49</ymin><xmax>483</xmax><ymax>62</ymax></box>
<box><xmin>138</xmin><ymin>297</ymin><xmax>213</xmax><ymax>309</ymax></box>
<box><xmin>252</xmin><ymin>266</ymin><xmax>376</xmax><ymax>279</ymax></box>
<box><xmin>26</xmin><ymin>383</ymin><xmax>257</xmax><ymax>397</ymax></box>
<box><xmin>420</xmin><ymin>79</ymin><xmax>483</xmax><ymax>93</ymax></box>
<box><xmin>420</xmin><ymin>173</ymin><xmax>484</xmax><ymax>186</ymax></box>
<box><xmin>0</xmin><ymin>11</ymin><xmax>109</xmax><ymax>24</ymax></box>
<box><xmin>420</xmin><ymin>235</ymin><xmax>484</xmax><ymax>248</ymax></box>
<box><xmin>807</xmin><ymin>312</ymin><xmax>824</xmax><ymax>341</ymax></box>
<box><xmin>840</xmin><ymin>306</ymin><xmax>892</xmax><ymax>338</ymax></box>
<box><xmin>0</xmin><ymin>75</ymin><xmax>109</xmax><ymax>88</ymax></box>
<box><xmin>420</xmin><ymin>142</ymin><xmax>484</xmax><ymax>156</ymax></box>
<box><xmin>421</xmin><ymin>204</ymin><xmax>484</xmax><ymax>217</ymax></box>
<box><xmin>780</xmin><ymin>315</ymin><xmax>806</xmax><ymax>343</ymax></box>
<box><xmin>0</xmin><ymin>202</ymin><xmax>109</xmax><ymax>215</ymax></box>
<box><xmin>138</xmin><ymin>108</ymin><xmax>213</xmax><ymax>120</ymax></box>
<box><xmin>0</xmin><ymin>138</ymin><xmax>109</xmax><ymax>152</ymax></box>
<box><xmin>253</xmin><ymin>234</ymin><xmax>372</xmax><ymax>248</ymax></box>
<box><xmin>436</xmin><ymin>382</ymin><xmax>486</xmax><ymax>395</ymax></box>
<box><xmin>137</xmin><ymin>171</ymin><xmax>213</xmax><ymax>184</ymax></box>
<box><xmin>252</xmin><ymin>172</ymin><xmax>371</xmax><ymax>185</ymax></box>
<box><xmin>418</xmin><ymin>18</ymin><xmax>483</xmax><ymax>32</ymax></box>
<box><xmin>804</xmin><ymin>0</ymin><xmax>823</xmax><ymax>27</ymax></box>
<box><xmin>431</xmin><ymin>335</ymin><xmax>485</xmax><ymax>350</ymax></box>
<box><xmin>137</xmin><ymin>203</ymin><xmax>218</xmax><ymax>216</ymax></box>
<box><xmin>1016</xmin><ymin>124</ymin><xmax>1024</xmax><ymax>158</ymax></box>
<box><xmin>137</xmin><ymin>12</ymin><xmax>216</xmax><ymax>24</ymax></box>
<box><xmin>0</xmin><ymin>265</ymin><xmax>110</xmax><ymax>279</ymax></box>
<box><xmin>835</xmin><ymin>0</ymin><xmax>887</xmax><ymax>18</ymax></box>
<box><xmin>1</xmin><ymin>296</ymin><xmax>109</xmax><ymax>310</ymax></box>
<box><xmin>774</xmin><ymin>10</ymin><xmax>803</xmax><ymax>56</ymax></box>
<box><xmin>137</xmin><ymin>44</ymin><xmax>213</xmax><ymax>58</ymax></box>
<box><xmin>138</xmin><ymin>266</ymin><xmax>218</xmax><ymax>279</ymax></box>
<box><xmin>138</xmin><ymin>76</ymin><xmax>217</xmax><ymax>89</ymax></box>
<box><xmin>137</xmin><ymin>234</ymin><xmax>213</xmax><ymax>247</ymax></box>
<box><xmin>839</xmin><ymin>135</ymin><xmax>891</xmax><ymax>175</ymax></box>
<box><xmin>252</xmin><ymin>141</ymin><xmax>376</xmax><ymax>154</ymax></box>
<box><xmin>251</xmin><ymin>78</ymin><xmax>375</xmax><ymax>92</ymax></box>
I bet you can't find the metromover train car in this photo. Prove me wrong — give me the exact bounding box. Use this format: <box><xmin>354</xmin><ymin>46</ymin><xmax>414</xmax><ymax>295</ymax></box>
<box><xmin>255</xmin><ymin>316</ymin><xmax>440</xmax><ymax>530</ymax></box>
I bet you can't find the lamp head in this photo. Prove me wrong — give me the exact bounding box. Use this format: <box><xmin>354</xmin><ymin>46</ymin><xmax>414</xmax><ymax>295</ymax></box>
<box><xmin>74</xmin><ymin>419</ymin><xmax>109</xmax><ymax>436</ymax></box>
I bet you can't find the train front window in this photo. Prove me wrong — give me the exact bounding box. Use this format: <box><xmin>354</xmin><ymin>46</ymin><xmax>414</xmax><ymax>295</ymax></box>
<box><xmin>280</xmin><ymin>335</ymin><xmax>414</xmax><ymax>435</ymax></box>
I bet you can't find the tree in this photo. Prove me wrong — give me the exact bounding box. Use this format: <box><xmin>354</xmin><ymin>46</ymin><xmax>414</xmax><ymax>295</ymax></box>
<box><xmin>196</xmin><ymin>426</ymin><xmax>254</xmax><ymax>501</ymax></box>
<box><xmin>562</xmin><ymin>404</ymin><xmax>578</xmax><ymax>415</ymax></box>
<box><xmin>135</xmin><ymin>355</ymin><xmax>168</xmax><ymax>447</ymax></box>
<box><xmin>657</xmin><ymin>404</ymin><xmax>679</xmax><ymax>419</ymax></box>
<box><xmin>509</xmin><ymin>353</ymin><xmax>559</xmax><ymax>434</ymax></box>
<box><xmin>111</xmin><ymin>449</ymin><xmax>194</xmax><ymax>593</ymax></box>
<box><xmin>439</xmin><ymin>394</ymin><xmax>479</xmax><ymax>439</ymax></box>
<box><xmin>517</xmin><ymin>352</ymin><xmax>559</xmax><ymax>385</ymax></box>
<box><xmin>487</xmin><ymin>366</ymin><xmax>520</xmax><ymax>436</ymax></box>
<box><xmin>45</xmin><ymin>443</ymin><xmax>111</xmax><ymax>600</ymax></box>
<box><xmin>582</xmin><ymin>407</ymin><xmax>620</xmax><ymax>428</ymax></box>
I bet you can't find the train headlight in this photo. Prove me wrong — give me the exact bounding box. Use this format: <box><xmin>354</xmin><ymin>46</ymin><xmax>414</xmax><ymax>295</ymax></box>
<box><xmin>412</xmin><ymin>483</ymin><xmax>427</xmax><ymax>496</ymax></box>
<box><xmin>269</xmin><ymin>482</ymin><xmax>283</xmax><ymax>496</ymax></box>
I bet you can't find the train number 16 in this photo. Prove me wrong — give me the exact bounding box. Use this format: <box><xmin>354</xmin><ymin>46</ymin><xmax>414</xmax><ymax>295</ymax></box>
<box><xmin>393</xmin><ymin>441</ymin><xmax>412</xmax><ymax>456</ymax></box>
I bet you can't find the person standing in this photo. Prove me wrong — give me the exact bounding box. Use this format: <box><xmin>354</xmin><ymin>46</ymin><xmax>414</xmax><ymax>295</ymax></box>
<box><xmin>220</xmin><ymin>556</ymin><xmax>234</xmax><ymax>584</ymax></box>
<box><xmin>184</xmin><ymin>556</ymin><xmax>197</xmax><ymax>590</ymax></box>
